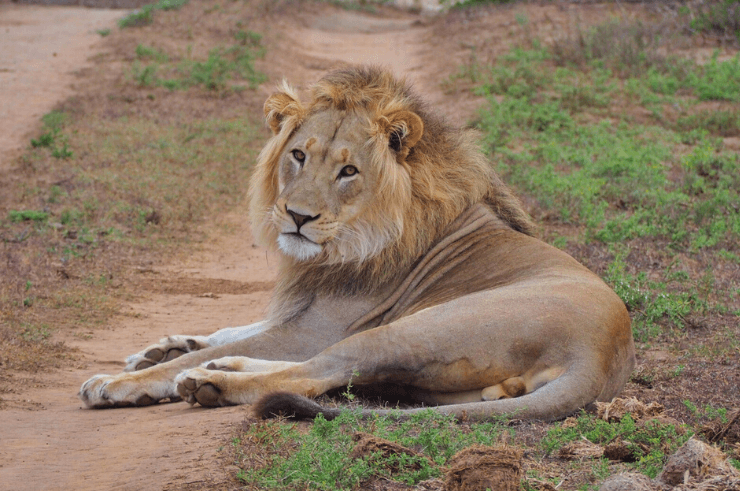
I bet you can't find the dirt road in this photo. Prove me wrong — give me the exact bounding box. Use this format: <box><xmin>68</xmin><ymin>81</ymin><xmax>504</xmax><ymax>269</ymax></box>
<box><xmin>0</xmin><ymin>4</ymin><xmax>125</xmax><ymax>169</ymax></box>
<box><xmin>0</xmin><ymin>5</ymin><xmax>465</xmax><ymax>490</ymax></box>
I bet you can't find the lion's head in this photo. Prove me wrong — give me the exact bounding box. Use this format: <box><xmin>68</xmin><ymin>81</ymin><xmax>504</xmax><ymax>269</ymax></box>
<box><xmin>249</xmin><ymin>66</ymin><xmax>532</xmax><ymax>295</ymax></box>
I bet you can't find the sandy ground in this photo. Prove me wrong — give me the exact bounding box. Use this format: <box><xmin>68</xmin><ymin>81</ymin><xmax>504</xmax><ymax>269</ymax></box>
<box><xmin>0</xmin><ymin>4</ymin><xmax>126</xmax><ymax>169</ymax></box>
<box><xmin>0</xmin><ymin>5</ymin><xmax>461</xmax><ymax>490</ymax></box>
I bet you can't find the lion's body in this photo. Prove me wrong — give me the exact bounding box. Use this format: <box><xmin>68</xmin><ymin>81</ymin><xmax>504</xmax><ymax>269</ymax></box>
<box><xmin>79</xmin><ymin>66</ymin><xmax>635</xmax><ymax>420</ymax></box>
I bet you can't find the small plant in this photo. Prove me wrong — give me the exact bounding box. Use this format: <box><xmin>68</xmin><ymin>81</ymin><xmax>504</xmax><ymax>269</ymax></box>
<box><xmin>9</xmin><ymin>210</ymin><xmax>49</xmax><ymax>223</ymax></box>
<box><xmin>132</xmin><ymin>61</ymin><xmax>158</xmax><ymax>87</ymax></box>
<box><xmin>118</xmin><ymin>0</ymin><xmax>190</xmax><ymax>28</ymax></box>
<box><xmin>31</xmin><ymin>132</ymin><xmax>55</xmax><ymax>148</ymax></box>
<box><xmin>135</xmin><ymin>44</ymin><xmax>169</xmax><ymax>63</ymax></box>
<box><xmin>30</xmin><ymin>110</ymin><xmax>73</xmax><ymax>159</ymax></box>
<box><xmin>52</xmin><ymin>142</ymin><xmax>73</xmax><ymax>159</ymax></box>
<box><xmin>21</xmin><ymin>324</ymin><xmax>52</xmax><ymax>342</ymax></box>
<box><xmin>542</xmin><ymin>412</ymin><xmax>692</xmax><ymax>478</ymax></box>
<box><xmin>96</xmin><ymin>28</ymin><xmax>111</xmax><ymax>37</ymax></box>
<box><xmin>233</xmin><ymin>29</ymin><xmax>262</xmax><ymax>46</ymax></box>
<box><xmin>342</xmin><ymin>369</ymin><xmax>360</xmax><ymax>401</ymax></box>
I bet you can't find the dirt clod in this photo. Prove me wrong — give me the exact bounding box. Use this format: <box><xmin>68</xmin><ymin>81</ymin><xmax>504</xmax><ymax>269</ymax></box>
<box><xmin>444</xmin><ymin>445</ymin><xmax>522</xmax><ymax>491</ymax></box>
<box><xmin>701</xmin><ymin>408</ymin><xmax>740</xmax><ymax>445</ymax></box>
<box><xmin>558</xmin><ymin>440</ymin><xmax>605</xmax><ymax>460</ymax></box>
<box><xmin>604</xmin><ymin>440</ymin><xmax>638</xmax><ymax>463</ymax></box>
<box><xmin>596</xmin><ymin>397</ymin><xmax>664</xmax><ymax>423</ymax></box>
<box><xmin>599</xmin><ymin>472</ymin><xmax>658</xmax><ymax>491</ymax></box>
<box><xmin>349</xmin><ymin>432</ymin><xmax>429</xmax><ymax>472</ymax></box>
<box><xmin>658</xmin><ymin>438</ymin><xmax>739</xmax><ymax>486</ymax></box>
<box><xmin>673</xmin><ymin>475</ymin><xmax>740</xmax><ymax>490</ymax></box>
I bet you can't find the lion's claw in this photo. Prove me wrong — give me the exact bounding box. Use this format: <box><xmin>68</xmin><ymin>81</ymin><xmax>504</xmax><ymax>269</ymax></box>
<box><xmin>175</xmin><ymin>368</ymin><xmax>232</xmax><ymax>407</ymax></box>
<box><xmin>124</xmin><ymin>335</ymin><xmax>210</xmax><ymax>372</ymax></box>
<box><xmin>79</xmin><ymin>373</ymin><xmax>174</xmax><ymax>408</ymax></box>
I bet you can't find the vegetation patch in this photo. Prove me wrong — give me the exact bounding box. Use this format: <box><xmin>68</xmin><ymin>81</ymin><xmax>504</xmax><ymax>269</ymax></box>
<box><xmin>447</xmin><ymin>26</ymin><xmax>739</xmax><ymax>347</ymax></box>
<box><xmin>542</xmin><ymin>412</ymin><xmax>692</xmax><ymax>478</ymax></box>
<box><xmin>118</xmin><ymin>0</ymin><xmax>190</xmax><ymax>28</ymax></box>
<box><xmin>233</xmin><ymin>410</ymin><xmax>511</xmax><ymax>490</ymax></box>
<box><xmin>131</xmin><ymin>31</ymin><xmax>266</xmax><ymax>91</ymax></box>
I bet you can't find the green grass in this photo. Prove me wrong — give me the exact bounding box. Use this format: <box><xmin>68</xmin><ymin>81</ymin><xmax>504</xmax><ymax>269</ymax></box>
<box><xmin>54</xmin><ymin>117</ymin><xmax>259</xmax><ymax>241</ymax></box>
<box><xmin>29</xmin><ymin>110</ymin><xmax>73</xmax><ymax>159</ymax></box>
<box><xmin>674</xmin><ymin>108</ymin><xmax>740</xmax><ymax>137</ymax></box>
<box><xmin>131</xmin><ymin>35</ymin><xmax>266</xmax><ymax>91</ymax></box>
<box><xmin>234</xmin><ymin>407</ymin><xmax>696</xmax><ymax>489</ymax></box>
<box><xmin>235</xmin><ymin>409</ymin><xmax>510</xmax><ymax>490</ymax></box>
<box><xmin>448</xmin><ymin>20</ymin><xmax>740</xmax><ymax>343</ymax></box>
<box><xmin>542</xmin><ymin>412</ymin><xmax>692</xmax><ymax>479</ymax></box>
<box><xmin>5</xmin><ymin>108</ymin><xmax>262</xmax><ymax>271</ymax></box>
<box><xmin>118</xmin><ymin>0</ymin><xmax>190</xmax><ymax>28</ymax></box>
<box><xmin>9</xmin><ymin>210</ymin><xmax>49</xmax><ymax>223</ymax></box>
<box><xmin>605</xmin><ymin>246</ymin><xmax>709</xmax><ymax>342</ymax></box>
<box><xmin>468</xmin><ymin>44</ymin><xmax>740</xmax><ymax>252</ymax></box>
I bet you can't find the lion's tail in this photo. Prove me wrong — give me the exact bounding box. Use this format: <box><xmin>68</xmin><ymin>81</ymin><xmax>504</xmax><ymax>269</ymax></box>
<box><xmin>252</xmin><ymin>369</ymin><xmax>604</xmax><ymax>422</ymax></box>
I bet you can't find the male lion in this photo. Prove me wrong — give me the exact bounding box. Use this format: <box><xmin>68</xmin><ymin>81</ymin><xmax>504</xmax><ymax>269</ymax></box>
<box><xmin>80</xmin><ymin>66</ymin><xmax>635</xmax><ymax>421</ymax></box>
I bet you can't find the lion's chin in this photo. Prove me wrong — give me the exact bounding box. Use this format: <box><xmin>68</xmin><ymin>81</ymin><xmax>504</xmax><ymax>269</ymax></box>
<box><xmin>277</xmin><ymin>233</ymin><xmax>323</xmax><ymax>261</ymax></box>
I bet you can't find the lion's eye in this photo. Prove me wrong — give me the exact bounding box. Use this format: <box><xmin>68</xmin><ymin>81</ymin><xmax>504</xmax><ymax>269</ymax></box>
<box><xmin>291</xmin><ymin>149</ymin><xmax>305</xmax><ymax>164</ymax></box>
<box><xmin>338</xmin><ymin>165</ymin><xmax>358</xmax><ymax>178</ymax></box>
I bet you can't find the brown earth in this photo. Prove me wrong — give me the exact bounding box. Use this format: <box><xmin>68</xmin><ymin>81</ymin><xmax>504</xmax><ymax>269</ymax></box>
<box><xmin>0</xmin><ymin>1</ymin><xmax>738</xmax><ymax>490</ymax></box>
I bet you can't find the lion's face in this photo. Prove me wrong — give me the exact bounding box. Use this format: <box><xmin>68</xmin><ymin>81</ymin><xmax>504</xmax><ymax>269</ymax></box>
<box><xmin>272</xmin><ymin>108</ymin><xmax>385</xmax><ymax>262</ymax></box>
<box><xmin>250</xmin><ymin>82</ymin><xmax>426</xmax><ymax>266</ymax></box>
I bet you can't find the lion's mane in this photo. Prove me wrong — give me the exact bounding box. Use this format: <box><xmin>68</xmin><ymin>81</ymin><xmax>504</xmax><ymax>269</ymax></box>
<box><xmin>248</xmin><ymin>66</ymin><xmax>534</xmax><ymax>321</ymax></box>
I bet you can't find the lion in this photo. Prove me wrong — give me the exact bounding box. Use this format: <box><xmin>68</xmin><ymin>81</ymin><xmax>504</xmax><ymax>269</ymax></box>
<box><xmin>79</xmin><ymin>65</ymin><xmax>635</xmax><ymax>421</ymax></box>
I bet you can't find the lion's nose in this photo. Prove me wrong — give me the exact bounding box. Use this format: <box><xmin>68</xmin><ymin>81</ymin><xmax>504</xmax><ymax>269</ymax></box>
<box><xmin>286</xmin><ymin>208</ymin><xmax>320</xmax><ymax>230</ymax></box>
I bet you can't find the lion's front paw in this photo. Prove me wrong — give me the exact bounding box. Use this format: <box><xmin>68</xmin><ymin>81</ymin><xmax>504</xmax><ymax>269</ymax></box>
<box><xmin>175</xmin><ymin>367</ymin><xmax>271</xmax><ymax>407</ymax></box>
<box><xmin>175</xmin><ymin>368</ymin><xmax>231</xmax><ymax>407</ymax></box>
<box><xmin>79</xmin><ymin>373</ymin><xmax>170</xmax><ymax>408</ymax></box>
<box><xmin>124</xmin><ymin>335</ymin><xmax>210</xmax><ymax>372</ymax></box>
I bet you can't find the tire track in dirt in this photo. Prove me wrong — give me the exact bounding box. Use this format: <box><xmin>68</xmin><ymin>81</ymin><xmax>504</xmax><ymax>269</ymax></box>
<box><xmin>0</xmin><ymin>6</ymin><xmax>449</xmax><ymax>490</ymax></box>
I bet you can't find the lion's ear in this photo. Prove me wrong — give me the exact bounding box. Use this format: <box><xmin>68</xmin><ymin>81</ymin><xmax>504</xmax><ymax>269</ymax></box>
<box><xmin>385</xmin><ymin>110</ymin><xmax>424</xmax><ymax>155</ymax></box>
<box><xmin>264</xmin><ymin>89</ymin><xmax>305</xmax><ymax>135</ymax></box>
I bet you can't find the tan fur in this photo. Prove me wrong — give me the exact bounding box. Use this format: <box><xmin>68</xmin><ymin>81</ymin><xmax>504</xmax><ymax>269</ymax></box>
<box><xmin>79</xmin><ymin>66</ymin><xmax>634</xmax><ymax>421</ymax></box>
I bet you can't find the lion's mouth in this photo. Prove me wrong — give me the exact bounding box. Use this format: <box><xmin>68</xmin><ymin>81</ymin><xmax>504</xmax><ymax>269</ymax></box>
<box><xmin>283</xmin><ymin>232</ymin><xmax>316</xmax><ymax>244</ymax></box>
<box><xmin>277</xmin><ymin>232</ymin><xmax>323</xmax><ymax>261</ymax></box>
